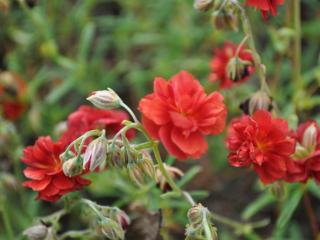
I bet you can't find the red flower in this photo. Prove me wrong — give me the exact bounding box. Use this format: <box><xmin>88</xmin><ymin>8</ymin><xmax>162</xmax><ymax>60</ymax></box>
<box><xmin>0</xmin><ymin>71</ymin><xmax>26</xmax><ymax>120</ymax></box>
<box><xmin>246</xmin><ymin>0</ymin><xmax>285</xmax><ymax>19</ymax></box>
<box><xmin>138</xmin><ymin>71</ymin><xmax>227</xmax><ymax>160</ymax></box>
<box><xmin>286</xmin><ymin>121</ymin><xmax>320</xmax><ymax>183</ymax></box>
<box><xmin>60</xmin><ymin>105</ymin><xmax>135</xmax><ymax>145</ymax></box>
<box><xmin>226</xmin><ymin>110</ymin><xmax>295</xmax><ymax>184</ymax></box>
<box><xmin>209</xmin><ymin>42</ymin><xmax>254</xmax><ymax>89</ymax></box>
<box><xmin>22</xmin><ymin>137</ymin><xmax>90</xmax><ymax>202</ymax></box>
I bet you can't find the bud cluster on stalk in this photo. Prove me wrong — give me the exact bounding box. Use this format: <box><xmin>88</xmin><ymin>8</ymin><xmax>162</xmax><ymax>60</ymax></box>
<box><xmin>85</xmin><ymin>200</ymin><xmax>130</xmax><ymax>240</ymax></box>
<box><xmin>194</xmin><ymin>0</ymin><xmax>240</xmax><ymax>31</ymax></box>
<box><xmin>185</xmin><ymin>204</ymin><xmax>218</xmax><ymax>240</ymax></box>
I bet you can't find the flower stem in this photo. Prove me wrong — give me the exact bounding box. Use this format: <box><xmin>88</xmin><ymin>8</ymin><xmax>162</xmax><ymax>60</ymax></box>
<box><xmin>235</xmin><ymin>1</ymin><xmax>269</xmax><ymax>94</ymax></box>
<box><xmin>120</xmin><ymin>101</ymin><xmax>140</xmax><ymax>123</ymax></box>
<box><xmin>303</xmin><ymin>192</ymin><xmax>319</xmax><ymax>240</ymax></box>
<box><xmin>292</xmin><ymin>0</ymin><xmax>303</xmax><ymax>110</ymax></box>
<box><xmin>0</xmin><ymin>205</ymin><xmax>14</xmax><ymax>240</ymax></box>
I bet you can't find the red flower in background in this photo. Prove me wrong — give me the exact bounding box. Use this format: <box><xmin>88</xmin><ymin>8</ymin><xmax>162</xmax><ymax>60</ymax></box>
<box><xmin>22</xmin><ymin>137</ymin><xmax>90</xmax><ymax>202</ymax></box>
<box><xmin>226</xmin><ymin>110</ymin><xmax>295</xmax><ymax>184</ymax></box>
<box><xmin>286</xmin><ymin>121</ymin><xmax>320</xmax><ymax>183</ymax></box>
<box><xmin>139</xmin><ymin>71</ymin><xmax>227</xmax><ymax>160</ymax></box>
<box><xmin>60</xmin><ymin>105</ymin><xmax>135</xmax><ymax>145</ymax></box>
<box><xmin>246</xmin><ymin>0</ymin><xmax>285</xmax><ymax>19</ymax></box>
<box><xmin>0</xmin><ymin>71</ymin><xmax>26</xmax><ymax>120</ymax></box>
<box><xmin>209</xmin><ymin>42</ymin><xmax>254</xmax><ymax>89</ymax></box>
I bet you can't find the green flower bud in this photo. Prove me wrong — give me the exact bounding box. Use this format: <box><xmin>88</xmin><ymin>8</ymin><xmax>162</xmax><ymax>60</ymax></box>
<box><xmin>87</xmin><ymin>88</ymin><xmax>121</xmax><ymax>110</ymax></box>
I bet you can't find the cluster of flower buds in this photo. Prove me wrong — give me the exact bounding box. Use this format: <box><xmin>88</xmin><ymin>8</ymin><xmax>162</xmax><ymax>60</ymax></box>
<box><xmin>126</xmin><ymin>150</ymin><xmax>156</xmax><ymax>186</ymax></box>
<box><xmin>240</xmin><ymin>90</ymin><xmax>273</xmax><ymax>115</ymax></box>
<box><xmin>185</xmin><ymin>204</ymin><xmax>218</xmax><ymax>240</ymax></box>
<box><xmin>84</xmin><ymin>200</ymin><xmax>130</xmax><ymax>240</ymax></box>
<box><xmin>87</xmin><ymin>88</ymin><xmax>121</xmax><ymax>110</ymax></box>
<box><xmin>212</xmin><ymin>0</ymin><xmax>239</xmax><ymax>31</ymax></box>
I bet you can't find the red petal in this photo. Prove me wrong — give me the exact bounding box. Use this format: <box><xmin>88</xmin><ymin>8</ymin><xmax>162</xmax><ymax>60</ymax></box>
<box><xmin>23</xmin><ymin>167</ymin><xmax>47</xmax><ymax>180</ymax></box>
<box><xmin>23</xmin><ymin>176</ymin><xmax>51</xmax><ymax>191</ymax></box>
<box><xmin>53</xmin><ymin>174</ymin><xmax>75</xmax><ymax>190</ymax></box>
<box><xmin>158</xmin><ymin>126</ymin><xmax>188</xmax><ymax>160</ymax></box>
<box><xmin>171</xmin><ymin>128</ymin><xmax>208</xmax><ymax>159</ymax></box>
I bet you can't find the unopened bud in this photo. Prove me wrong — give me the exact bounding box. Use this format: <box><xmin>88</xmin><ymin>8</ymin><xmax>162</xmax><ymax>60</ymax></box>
<box><xmin>302</xmin><ymin>123</ymin><xmax>318</xmax><ymax>150</ymax></box>
<box><xmin>187</xmin><ymin>204</ymin><xmax>204</xmax><ymax>226</ymax></box>
<box><xmin>107</xmin><ymin>144</ymin><xmax>127</xmax><ymax>168</ymax></box>
<box><xmin>127</xmin><ymin>162</ymin><xmax>145</xmax><ymax>186</ymax></box>
<box><xmin>23</xmin><ymin>224</ymin><xmax>48</xmax><ymax>240</ymax></box>
<box><xmin>212</xmin><ymin>10</ymin><xmax>238</xmax><ymax>31</ymax></box>
<box><xmin>87</xmin><ymin>88</ymin><xmax>121</xmax><ymax>110</ymax></box>
<box><xmin>62</xmin><ymin>157</ymin><xmax>83</xmax><ymax>177</ymax></box>
<box><xmin>101</xmin><ymin>207</ymin><xmax>130</xmax><ymax>231</ymax></box>
<box><xmin>194</xmin><ymin>0</ymin><xmax>213</xmax><ymax>12</ymax></box>
<box><xmin>137</xmin><ymin>151</ymin><xmax>156</xmax><ymax>180</ymax></box>
<box><xmin>227</xmin><ymin>57</ymin><xmax>252</xmax><ymax>82</ymax></box>
<box><xmin>240</xmin><ymin>91</ymin><xmax>273</xmax><ymax>115</ymax></box>
<box><xmin>99</xmin><ymin>218</ymin><xmax>125</xmax><ymax>240</ymax></box>
<box><xmin>156</xmin><ymin>164</ymin><xmax>183</xmax><ymax>192</ymax></box>
<box><xmin>84</xmin><ymin>135</ymin><xmax>108</xmax><ymax>171</ymax></box>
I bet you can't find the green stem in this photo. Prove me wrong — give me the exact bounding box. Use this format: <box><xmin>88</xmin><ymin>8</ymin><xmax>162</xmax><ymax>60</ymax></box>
<box><xmin>0</xmin><ymin>206</ymin><xmax>14</xmax><ymax>240</ymax></box>
<box><xmin>120</xmin><ymin>101</ymin><xmax>139</xmax><ymax>123</ymax></box>
<box><xmin>292</xmin><ymin>0</ymin><xmax>302</xmax><ymax>109</ymax></box>
<box><xmin>202</xmin><ymin>210</ymin><xmax>213</xmax><ymax>240</ymax></box>
<box><xmin>235</xmin><ymin>1</ymin><xmax>269</xmax><ymax>94</ymax></box>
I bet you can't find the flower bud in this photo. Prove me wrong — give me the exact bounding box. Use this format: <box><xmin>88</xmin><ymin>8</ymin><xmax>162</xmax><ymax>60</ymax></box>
<box><xmin>87</xmin><ymin>88</ymin><xmax>121</xmax><ymax>110</ymax></box>
<box><xmin>127</xmin><ymin>162</ymin><xmax>145</xmax><ymax>186</ymax></box>
<box><xmin>99</xmin><ymin>218</ymin><xmax>125</xmax><ymax>240</ymax></box>
<box><xmin>187</xmin><ymin>204</ymin><xmax>204</xmax><ymax>226</ymax></box>
<box><xmin>83</xmin><ymin>135</ymin><xmax>108</xmax><ymax>171</ymax></box>
<box><xmin>212</xmin><ymin>10</ymin><xmax>238</xmax><ymax>31</ymax></box>
<box><xmin>101</xmin><ymin>207</ymin><xmax>131</xmax><ymax>231</ymax></box>
<box><xmin>137</xmin><ymin>151</ymin><xmax>156</xmax><ymax>180</ymax></box>
<box><xmin>62</xmin><ymin>157</ymin><xmax>83</xmax><ymax>177</ymax></box>
<box><xmin>302</xmin><ymin>123</ymin><xmax>318</xmax><ymax>150</ymax></box>
<box><xmin>226</xmin><ymin>56</ymin><xmax>252</xmax><ymax>82</ymax></box>
<box><xmin>156</xmin><ymin>164</ymin><xmax>183</xmax><ymax>192</ymax></box>
<box><xmin>193</xmin><ymin>0</ymin><xmax>213</xmax><ymax>12</ymax></box>
<box><xmin>240</xmin><ymin>91</ymin><xmax>273</xmax><ymax>115</ymax></box>
<box><xmin>23</xmin><ymin>224</ymin><xmax>48</xmax><ymax>240</ymax></box>
<box><xmin>107</xmin><ymin>144</ymin><xmax>127</xmax><ymax>169</ymax></box>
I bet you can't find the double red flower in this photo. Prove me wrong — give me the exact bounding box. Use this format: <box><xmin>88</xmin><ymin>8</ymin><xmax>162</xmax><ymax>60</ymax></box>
<box><xmin>22</xmin><ymin>105</ymin><xmax>134</xmax><ymax>202</ymax></box>
<box><xmin>246</xmin><ymin>0</ymin><xmax>285</xmax><ymax>19</ymax></box>
<box><xmin>209</xmin><ymin>42</ymin><xmax>254</xmax><ymax>89</ymax></box>
<box><xmin>22</xmin><ymin>137</ymin><xmax>90</xmax><ymax>202</ymax></box>
<box><xmin>286</xmin><ymin>121</ymin><xmax>320</xmax><ymax>184</ymax></box>
<box><xmin>226</xmin><ymin>110</ymin><xmax>295</xmax><ymax>184</ymax></box>
<box><xmin>139</xmin><ymin>71</ymin><xmax>227</xmax><ymax>160</ymax></box>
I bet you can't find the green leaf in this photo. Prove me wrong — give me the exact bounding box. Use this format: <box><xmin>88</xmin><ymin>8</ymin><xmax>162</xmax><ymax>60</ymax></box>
<box><xmin>242</xmin><ymin>191</ymin><xmax>275</xmax><ymax>220</ymax></box>
<box><xmin>308</xmin><ymin>180</ymin><xmax>320</xmax><ymax>200</ymax></box>
<box><xmin>276</xmin><ymin>187</ymin><xmax>304</xmax><ymax>229</ymax></box>
<box><xmin>177</xmin><ymin>166</ymin><xmax>201</xmax><ymax>188</ymax></box>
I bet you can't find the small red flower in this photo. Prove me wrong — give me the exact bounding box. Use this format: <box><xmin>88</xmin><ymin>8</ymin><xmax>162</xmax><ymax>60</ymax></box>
<box><xmin>138</xmin><ymin>70</ymin><xmax>227</xmax><ymax>160</ymax></box>
<box><xmin>60</xmin><ymin>105</ymin><xmax>135</xmax><ymax>145</ymax></box>
<box><xmin>246</xmin><ymin>0</ymin><xmax>285</xmax><ymax>19</ymax></box>
<box><xmin>226</xmin><ymin>110</ymin><xmax>295</xmax><ymax>184</ymax></box>
<box><xmin>209</xmin><ymin>42</ymin><xmax>254</xmax><ymax>89</ymax></box>
<box><xmin>0</xmin><ymin>71</ymin><xmax>26</xmax><ymax>120</ymax></box>
<box><xmin>22</xmin><ymin>137</ymin><xmax>90</xmax><ymax>202</ymax></box>
<box><xmin>286</xmin><ymin>121</ymin><xmax>320</xmax><ymax>183</ymax></box>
